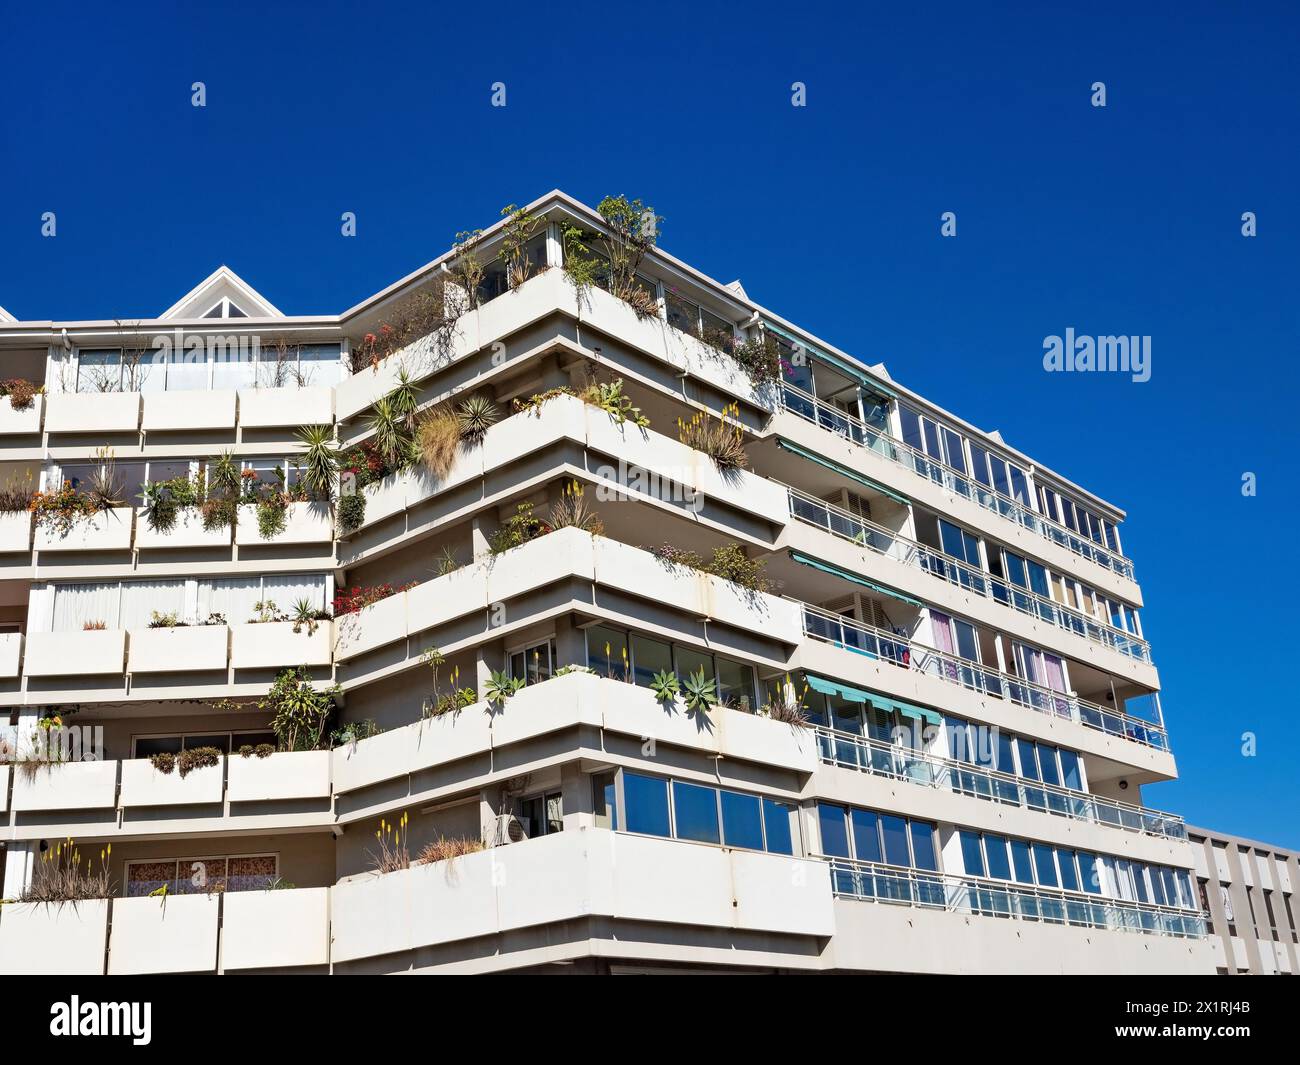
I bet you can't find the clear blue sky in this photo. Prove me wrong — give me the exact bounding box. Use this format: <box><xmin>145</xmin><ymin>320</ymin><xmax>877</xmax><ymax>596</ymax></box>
<box><xmin>1</xmin><ymin>2</ymin><xmax>1296</xmax><ymax>846</ymax></box>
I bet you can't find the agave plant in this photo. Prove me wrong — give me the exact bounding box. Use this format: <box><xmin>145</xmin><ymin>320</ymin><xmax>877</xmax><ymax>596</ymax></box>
<box><xmin>682</xmin><ymin>667</ymin><xmax>718</xmax><ymax>715</ymax></box>
<box><xmin>296</xmin><ymin>424</ymin><xmax>339</xmax><ymax>501</ymax></box>
<box><xmin>455</xmin><ymin>393</ymin><xmax>501</xmax><ymax>443</ymax></box>
<box><xmin>649</xmin><ymin>669</ymin><xmax>680</xmax><ymax>705</ymax></box>
<box><xmin>484</xmin><ymin>669</ymin><xmax>524</xmax><ymax>709</ymax></box>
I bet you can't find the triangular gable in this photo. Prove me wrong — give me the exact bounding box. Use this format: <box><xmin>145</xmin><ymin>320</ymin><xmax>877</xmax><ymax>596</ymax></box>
<box><xmin>0</xmin><ymin>305</ymin><xmax>15</xmax><ymax>323</ymax></box>
<box><xmin>159</xmin><ymin>266</ymin><xmax>283</xmax><ymax>320</ymax></box>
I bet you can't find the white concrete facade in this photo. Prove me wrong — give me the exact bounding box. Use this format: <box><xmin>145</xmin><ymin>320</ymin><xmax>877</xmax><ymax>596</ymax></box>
<box><xmin>0</xmin><ymin>190</ymin><xmax>1212</xmax><ymax>974</ymax></box>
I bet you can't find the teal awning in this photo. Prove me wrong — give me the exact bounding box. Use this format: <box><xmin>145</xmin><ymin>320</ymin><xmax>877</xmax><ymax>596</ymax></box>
<box><xmin>875</xmin><ymin>695</ymin><xmax>943</xmax><ymax>727</ymax></box>
<box><xmin>804</xmin><ymin>673</ymin><xmax>870</xmax><ymax>703</ymax></box>
<box><xmin>763</xmin><ymin>321</ymin><xmax>898</xmax><ymax>398</ymax></box>
<box><xmin>788</xmin><ymin>551</ymin><xmax>924</xmax><ymax>609</ymax></box>
<box><xmin>775</xmin><ymin>439</ymin><xmax>911</xmax><ymax>505</ymax></box>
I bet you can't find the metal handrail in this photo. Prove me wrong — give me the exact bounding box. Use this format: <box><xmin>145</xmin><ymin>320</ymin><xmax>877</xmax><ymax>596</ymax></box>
<box><xmin>796</xmin><ymin>601</ymin><xmax>1169</xmax><ymax>750</ymax></box>
<box><xmin>785</xmin><ymin>486</ymin><xmax>1151</xmax><ymax>663</ymax></box>
<box><xmin>776</xmin><ymin>382</ymin><xmax>1135</xmax><ymax>580</ymax></box>
<box><xmin>812</xmin><ymin>725</ymin><xmax>1185</xmax><ymax>838</ymax></box>
<box><xmin>824</xmin><ymin>856</ymin><xmax>1208</xmax><ymax>939</ymax></box>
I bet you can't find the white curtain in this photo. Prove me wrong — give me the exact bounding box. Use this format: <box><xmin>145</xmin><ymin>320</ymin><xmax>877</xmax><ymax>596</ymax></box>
<box><xmin>262</xmin><ymin>574</ymin><xmax>326</xmax><ymax>613</ymax></box>
<box><xmin>121</xmin><ymin>580</ymin><xmax>186</xmax><ymax>630</ymax></box>
<box><xmin>197</xmin><ymin>578</ymin><xmax>262</xmax><ymax>625</ymax></box>
<box><xmin>52</xmin><ymin>583</ymin><xmax>122</xmax><ymax>631</ymax></box>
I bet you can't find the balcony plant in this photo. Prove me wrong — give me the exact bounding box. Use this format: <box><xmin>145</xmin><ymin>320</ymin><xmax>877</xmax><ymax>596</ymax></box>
<box><xmin>414</xmin><ymin>404</ymin><xmax>460</xmax><ymax>479</ymax></box>
<box><xmin>418</xmin><ymin>836</ymin><xmax>485</xmax><ymax>864</ymax></box>
<box><xmin>649</xmin><ymin>669</ymin><xmax>680</xmax><ymax>705</ymax></box>
<box><xmin>455</xmin><ymin>392</ymin><xmax>500</xmax><ymax>444</ymax></box>
<box><xmin>0</xmin><ymin>470</ymin><xmax>34</xmax><ymax>513</ymax></box>
<box><xmin>296</xmin><ymin>424</ymin><xmax>340</xmax><ymax>502</ymax></box>
<box><xmin>512</xmin><ymin>376</ymin><xmax>651</xmax><ymax>429</ymax></box>
<box><xmin>447</xmin><ymin>229</ymin><xmax>486</xmax><ymax>313</ymax></box>
<box><xmin>149</xmin><ymin>746</ymin><xmax>221</xmax><ymax>778</ymax></box>
<box><xmin>82</xmin><ymin>620</ymin><xmax>107</xmax><ymax>631</ymax></box>
<box><xmin>331</xmin><ymin>582</ymin><xmax>415</xmax><ymax>617</ymax></box>
<box><xmin>677</xmin><ymin>402</ymin><xmax>748</xmax><ymax>471</ymax></box>
<box><xmin>0</xmin><ymin>377</ymin><xmax>41</xmax><ymax>410</ymax></box>
<box><xmin>291</xmin><ymin>598</ymin><xmax>331</xmax><ymax>636</ymax></box>
<box><xmin>682</xmin><ymin>667</ymin><xmax>718</xmax><ymax>716</ymax></box>
<box><xmin>351</xmin><ymin>279</ymin><xmax>462</xmax><ymax>374</ymax></box>
<box><xmin>201</xmin><ymin>452</ymin><xmax>241</xmax><ymax>532</ymax></box>
<box><xmin>487</xmin><ymin>501</ymin><xmax>551</xmax><ymax>555</ymax></box>
<box><xmin>148</xmin><ymin>610</ymin><xmax>185</xmax><ymax>628</ymax></box>
<box><xmin>370</xmin><ymin>812</ymin><xmax>411</xmax><ymax>873</ymax></box>
<box><xmin>548</xmin><ymin>479</ymin><xmax>603</xmax><ymax>535</ymax></box>
<box><xmin>257</xmin><ymin>666</ymin><xmax>341</xmax><ymax>752</ymax></box>
<box><xmin>328</xmin><ymin>720</ymin><xmax>381</xmax><ymax>748</ymax></box>
<box><xmin>728</xmin><ymin>334</ymin><xmax>784</xmax><ymax>389</ymax></box>
<box><xmin>760</xmin><ymin>674</ymin><xmax>811</xmax><ymax>728</ymax></box>
<box><xmin>433</xmin><ymin>545</ymin><xmax>463</xmax><ymax>576</ymax></box>
<box><xmin>419</xmin><ymin>647</ymin><xmax>476</xmax><ymax>719</ymax></box>
<box><xmin>237</xmin><ymin>743</ymin><xmax>276</xmax><ymax>758</ymax></box>
<box><xmin>499</xmin><ymin>203</ymin><xmax>545</xmax><ymax>290</ymax></box>
<box><xmin>29</xmin><ymin>482</ymin><xmax>99</xmax><ymax>535</ymax></box>
<box><xmin>651</xmin><ymin>542</ymin><xmax>770</xmax><ymax>593</ymax></box>
<box><xmin>484</xmin><ymin>669</ymin><xmax>524</xmax><ymax>710</ymax></box>
<box><xmin>336</xmin><ymin>490</ymin><xmax>366</xmax><ymax>535</ymax></box>
<box><xmin>20</xmin><ymin>839</ymin><xmax>111</xmax><ymax>903</ymax></box>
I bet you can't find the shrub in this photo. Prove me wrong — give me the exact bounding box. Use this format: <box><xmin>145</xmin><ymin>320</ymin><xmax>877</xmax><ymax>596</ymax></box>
<box><xmin>488</xmin><ymin>501</ymin><xmax>550</xmax><ymax>555</ymax></box>
<box><xmin>1</xmin><ymin>378</ymin><xmax>39</xmax><ymax>410</ymax></box>
<box><xmin>651</xmin><ymin>542</ymin><xmax>769</xmax><ymax>592</ymax></box>
<box><xmin>237</xmin><ymin>743</ymin><xmax>276</xmax><ymax>758</ymax></box>
<box><xmin>200</xmin><ymin>497</ymin><xmax>237</xmax><ymax>532</ymax></box>
<box><xmin>256</xmin><ymin>495</ymin><xmax>287</xmax><ymax>539</ymax></box>
<box><xmin>82</xmin><ymin>620</ymin><xmax>107</xmax><ymax>631</ymax></box>
<box><xmin>336</xmin><ymin>491</ymin><xmax>366</xmax><ymax>535</ymax></box>
<box><xmin>176</xmin><ymin>746</ymin><xmax>221</xmax><ymax>777</ymax></box>
<box><xmin>677</xmin><ymin>402</ymin><xmax>748</xmax><ymax>471</ymax></box>
<box><xmin>579</xmin><ymin>379</ymin><xmax>649</xmax><ymax>428</ymax></box>
<box><xmin>730</xmin><ymin>335</ymin><xmax>784</xmax><ymax>388</ymax></box>
<box><xmin>331</xmin><ymin>582</ymin><xmax>415</xmax><ymax>616</ymax></box>
<box><xmin>149</xmin><ymin>752</ymin><xmax>176</xmax><ymax>774</ymax></box>
<box><xmin>29</xmin><ymin>483</ymin><xmax>98</xmax><ymax>535</ymax></box>
<box><xmin>148</xmin><ymin>611</ymin><xmax>183</xmax><ymax>628</ymax></box>
<box><xmin>415</xmin><ymin>406</ymin><xmax>460</xmax><ymax>479</ymax></box>
<box><xmin>21</xmin><ymin>838</ymin><xmax>111</xmax><ymax>903</ymax></box>
<box><xmin>455</xmin><ymin>393</ymin><xmax>500</xmax><ymax>443</ymax></box>
<box><xmin>257</xmin><ymin>667</ymin><xmax>341</xmax><ymax>752</ymax></box>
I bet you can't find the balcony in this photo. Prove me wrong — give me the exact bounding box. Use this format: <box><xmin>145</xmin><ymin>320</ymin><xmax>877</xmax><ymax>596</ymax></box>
<box><xmin>238</xmin><ymin>385</ymin><xmax>334</xmax><ymax>428</ymax></box>
<box><xmin>826</xmin><ymin>857</ymin><xmax>1207</xmax><ymax>939</ymax></box>
<box><xmin>814</xmin><ymin>726</ymin><xmax>1185</xmax><ymax>839</ymax></box>
<box><xmin>230</xmin><ymin>620</ymin><xmax>331</xmax><ymax>669</ymax></box>
<box><xmin>24</xmin><ymin>628</ymin><xmax>126</xmax><ymax>676</ymax></box>
<box><xmin>0</xmin><ymin>632</ymin><xmax>21</xmax><ymax>677</ymax></box>
<box><xmin>0</xmin><ymin>394</ymin><xmax>43</xmax><ymax>436</ymax></box>
<box><xmin>9</xmin><ymin>759</ymin><xmax>118</xmax><ymax>813</ymax></box>
<box><xmin>142</xmin><ymin>389</ymin><xmax>237</xmax><ymax>432</ymax></box>
<box><xmin>797</xmin><ymin>603</ymin><xmax>1169</xmax><ymax>751</ymax></box>
<box><xmin>128</xmin><ymin>624</ymin><xmax>229</xmax><ymax>673</ymax></box>
<box><xmin>775</xmin><ymin>384</ymin><xmax>1135</xmax><ymax>582</ymax></box>
<box><xmin>34</xmin><ymin>509</ymin><xmax>134</xmax><ymax>553</ymax></box>
<box><xmin>234</xmin><ymin>501</ymin><xmax>333</xmax><ymax>546</ymax></box>
<box><xmin>44</xmin><ymin>391</ymin><xmax>141</xmax><ymax>434</ymax></box>
<box><xmin>0</xmin><ymin>512</ymin><xmax>31</xmax><ymax>553</ymax></box>
<box><xmin>786</xmin><ymin>487</ymin><xmax>1151</xmax><ymax>664</ymax></box>
<box><xmin>119</xmin><ymin>755</ymin><xmax>223</xmax><ymax>807</ymax></box>
<box><xmin>0</xmin><ymin>900</ymin><xmax>109</xmax><ymax>975</ymax></box>
<box><xmin>134</xmin><ymin>506</ymin><xmax>232</xmax><ymax>550</ymax></box>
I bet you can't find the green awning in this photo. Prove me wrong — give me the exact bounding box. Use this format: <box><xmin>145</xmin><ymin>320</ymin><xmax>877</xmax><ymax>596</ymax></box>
<box><xmin>763</xmin><ymin>321</ymin><xmax>898</xmax><ymax>399</ymax></box>
<box><xmin>775</xmin><ymin>439</ymin><xmax>911</xmax><ymax>505</ymax></box>
<box><xmin>880</xmin><ymin>696</ymin><xmax>943</xmax><ymax>727</ymax></box>
<box><xmin>788</xmin><ymin>551</ymin><xmax>924</xmax><ymax>609</ymax></box>
<box><xmin>804</xmin><ymin>673</ymin><xmax>870</xmax><ymax>703</ymax></box>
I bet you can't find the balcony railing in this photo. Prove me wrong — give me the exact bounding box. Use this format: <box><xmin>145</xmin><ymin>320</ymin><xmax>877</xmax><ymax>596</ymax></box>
<box><xmin>776</xmin><ymin>383</ymin><xmax>1135</xmax><ymax>581</ymax></box>
<box><xmin>797</xmin><ymin>602</ymin><xmax>1169</xmax><ymax>751</ymax></box>
<box><xmin>813</xmin><ymin>726</ymin><xmax>1185</xmax><ymax>839</ymax></box>
<box><xmin>786</xmin><ymin>487</ymin><xmax>1151</xmax><ymax>663</ymax></box>
<box><xmin>825</xmin><ymin>857</ymin><xmax>1208</xmax><ymax>938</ymax></box>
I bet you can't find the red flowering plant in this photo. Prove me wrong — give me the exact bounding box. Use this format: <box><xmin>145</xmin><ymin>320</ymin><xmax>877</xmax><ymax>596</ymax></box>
<box><xmin>331</xmin><ymin>581</ymin><xmax>418</xmax><ymax>617</ymax></box>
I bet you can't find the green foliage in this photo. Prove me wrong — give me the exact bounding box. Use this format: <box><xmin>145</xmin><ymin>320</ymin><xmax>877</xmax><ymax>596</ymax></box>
<box><xmin>177</xmin><ymin>746</ymin><xmax>222</xmax><ymax>778</ymax></box>
<box><xmin>682</xmin><ymin>667</ymin><xmax>718</xmax><ymax>715</ymax></box>
<box><xmin>729</xmin><ymin>334</ymin><xmax>784</xmax><ymax>388</ymax></box>
<box><xmin>484</xmin><ymin>669</ymin><xmax>524</xmax><ymax>708</ymax></box>
<box><xmin>487</xmin><ymin>501</ymin><xmax>550</xmax><ymax>555</ymax></box>
<box><xmin>595</xmin><ymin>194</ymin><xmax>661</xmax><ymax>300</ymax></box>
<box><xmin>256</xmin><ymin>494</ymin><xmax>287</xmax><ymax>539</ymax></box>
<box><xmin>649</xmin><ymin>669</ymin><xmax>680</xmax><ymax>704</ymax></box>
<box><xmin>296</xmin><ymin>424</ymin><xmax>339</xmax><ymax>501</ymax></box>
<box><xmin>499</xmin><ymin>203</ymin><xmax>544</xmax><ymax>289</ymax></box>
<box><xmin>336</xmin><ymin>491</ymin><xmax>366</xmax><ymax>535</ymax></box>
<box><xmin>582</xmin><ymin>379</ymin><xmax>649</xmax><ymax>428</ymax></box>
<box><xmin>455</xmin><ymin>393</ymin><xmax>501</xmax><ymax>443</ymax></box>
<box><xmin>560</xmin><ymin>223</ymin><xmax>602</xmax><ymax>304</ymax></box>
<box><xmin>258</xmin><ymin>667</ymin><xmax>341</xmax><ymax>752</ymax></box>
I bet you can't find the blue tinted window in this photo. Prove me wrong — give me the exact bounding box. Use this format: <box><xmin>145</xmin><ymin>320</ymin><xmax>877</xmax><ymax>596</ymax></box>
<box><xmin>720</xmin><ymin>791</ymin><xmax>763</xmax><ymax>850</ymax></box>
<box><xmin>1016</xmin><ymin>739</ymin><xmax>1039</xmax><ymax>780</ymax></box>
<box><xmin>1010</xmin><ymin>839</ymin><xmax>1035</xmax><ymax>884</ymax></box>
<box><xmin>672</xmin><ymin>781</ymin><xmax>720</xmax><ymax>844</ymax></box>
<box><xmin>985</xmin><ymin>835</ymin><xmax>1011</xmax><ymax>880</ymax></box>
<box><xmin>1057</xmin><ymin>849</ymin><xmax>1080</xmax><ymax>892</ymax></box>
<box><xmin>960</xmin><ymin>831</ymin><xmax>986</xmax><ymax>876</ymax></box>
<box><xmin>1077</xmin><ymin>852</ymin><xmax>1102</xmax><ymax>894</ymax></box>
<box><xmin>850</xmin><ymin>809</ymin><xmax>883</xmax><ymax>863</ymax></box>
<box><xmin>623</xmin><ymin>773</ymin><xmax>670</xmax><ymax>837</ymax></box>
<box><xmin>881</xmin><ymin>815</ymin><xmax>911</xmax><ymax>866</ymax></box>
<box><xmin>910</xmin><ymin>822</ymin><xmax>938</xmax><ymax>871</ymax></box>
<box><xmin>1037</xmin><ymin>745</ymin><xmax>1060</xmax><ymax>786</ymax></box>
<box><xmin>1058</xmin><ymin>749</ymin><xmax>1081</xmax><ymax>791</ymax></box>
<box><xmin>996</xmin><ymin>732</ymin><xmax>1016</xmax><ymax>775</ymax></box>
<box><xmin>762</xmin><ymin>799</ymin><xmax>795</xmax><ymax>855</ymax></box>
<box><xmin>818</xmin><ymin>804</ymin><xmax>851</xmax><ymax>858</ymax></box>
<box><xmin>1032</xmin><ymin>844</ymin><xmax>1058</xmax><ymax>887</ymax></box>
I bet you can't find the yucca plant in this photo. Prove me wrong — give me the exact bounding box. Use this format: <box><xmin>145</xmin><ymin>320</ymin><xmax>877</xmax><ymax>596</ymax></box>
<box><xmin>433</xmin><ymin>545</ymin><xmax>462</xmax><ymax>576</ymax></box>
<box><xmin>296</xmin><ymin>423</ymin><xmax>339</xmax><ymax>501</ymax></box>
<box><xmin>455</xmin><ymin>393</ymin><xmax>500</xmax><ymax>443</ymax></box>
<box><xmin>649</xmin><ymin>669</ymin><xmax>680</xmax><ymax>705</ymax></box>
<box><xmin>209</xmin><ymin>451</ymin><xmax>241</xmax><ymax>497</ymax></box>
<box><xmin>682</xmin><ymin>667</ymin><xmax>718</xmax><ymax>715</ymax></box>
<box><xmin>368</xmin><ymin>396</ymin><xmax>409</xmax><ymax>469</ymax></box>
<box><xmin>415</xmin><ymin>405</ymin><xmax>460</xmax><ymax>479</ymax></box>
<box><xmin>389</xmin><ymin>368</ymin><xmax>420</xmax><ymax>426</ymax></box>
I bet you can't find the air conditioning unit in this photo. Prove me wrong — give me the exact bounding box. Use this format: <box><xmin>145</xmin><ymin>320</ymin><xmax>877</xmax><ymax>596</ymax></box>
<box><xmin>493</xmin><ymin>814</ymin><xmax>531</xmax><ymax>846</ymax></box>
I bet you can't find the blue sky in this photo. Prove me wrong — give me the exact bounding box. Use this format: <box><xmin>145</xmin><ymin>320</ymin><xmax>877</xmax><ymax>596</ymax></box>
<box><xmin>1</xmin><ymin>2</ymin><xmax>1297</xmax><ymax>846</ymax></box>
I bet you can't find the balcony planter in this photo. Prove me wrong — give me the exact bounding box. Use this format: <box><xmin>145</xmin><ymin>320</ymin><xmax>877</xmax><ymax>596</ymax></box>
<box><xmin>333</xmin><ymin>590</ymin><xmax>408</xmax><ymax>662</ymax></box>
<box><xmin>238</xmin><ymin>385</ymin><xmax>333</xmax><ymax>428</ymax></box>
<box><xmin>0</xmin><ymin>393</ymin><xmax>43</xmax><ymax>435</ymax></box>
<box><xmin>10</xmin><ymin>759</ymin><xmax>118</xmax><ymax>811</ymax></box>
<box><xmin>223</xmin><ymin>888</ymin><xmax>330</xmax><ymax>970</ymax></box>
<box><xmin>142</xmin><ymin>389</ymin><xmax>236</xmax><ymax>431</ymax></box>
<box><xmin>107</xmin><ymin>894</ymin><xmax>218</xmax><ymax>975</ymax></box>
<box><xmin>129</xmin><ymin>624</ymin><xmax>228</xmax><ymax>673</ymax></box>
<box><xmin>0</xmin><ymin>899</ymin><xmax>109</xmax><ymax>975</ymax></box>
<box><xmin>0</xmin><ymin>511</ymin><xmax>32</xmax><ymax>553</ymax></box>
<box><xmin>23</xmin><ymin>628</ymin><xmax>126</xmax><ymax>676</ymax></box>
<box><xmin>489</xmin><ymin>671</ymin><xmax>604</xmax><ymax>748</ymax></box>
<box><xmin>120</xmin><ymin>755</ymin><xmax>224</xmax><ymax>807</ymax></box>
<box><xmin>228</xmin><ymin>748</ymin><xmax>330</xmax><ymax>802</ymax></box>
<box><xmin>134</xmin><ymin>506</ymin><xmax>232</xmax><ymax>549</ymax></box>
<box><xmin>235</xmin><ymin>501</ymin><xmax>332</xmax><ymax>546</ymax></box>
<box><xmin>0</xmin><ymin>632</ymin><xmax>20</xmax><ymax>677</ymax></box>
<box><xmin>230</xmin><ymin>621</ymin><xmax>331</xmax><ymax>669</ymax></box>
<box><xmin>34</xmin><ymin>508</ymin><xmax>134</xmax><ymax>552</ymax></box>
<box><xmin>44</xmin><ymin>391</ymin><xmax>141</xmax><ymax>434</ymax></box>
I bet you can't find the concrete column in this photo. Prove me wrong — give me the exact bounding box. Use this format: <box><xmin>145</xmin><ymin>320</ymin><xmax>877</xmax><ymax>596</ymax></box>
<box><xmin>559</xmin><ymin>762</ymin><xmax>588</xmax><ymax>830</ymax></box>
<box><xmin>2</xmin><ymin>842</ymin><xmax>35</xmax><ymax>899</ymax></box>
<box><xmin>553</xmin><ymin>615</ymin><xmax>586</xmax><ymax>672</ymax></box>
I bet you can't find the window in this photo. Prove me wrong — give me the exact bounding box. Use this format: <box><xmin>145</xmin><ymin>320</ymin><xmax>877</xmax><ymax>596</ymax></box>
<box><xmin>623</xmin><ymin>772</ymin><xmax>671</xmax><ymax>837</ymax></box>
<box><xmin>592</xmin><ymin>772</ymin><xmax>617</xmax><ymax>830</ymax></box>
<box><xmin>508</xmin><ymin>639</ymin><xmax>556</xmax><ymax>685</ymax></box>
<box><xmin>672</xmin><ymin>781</ymin><xmax>721</xmax><ymax>844</ymax></box>
<box><xmin>125</xmin><ymin>854</ymin><xmax>277</xmax><ymax>896</ymax></box>
<box><xmin>133</xmin><ymin>730</ymin><xmax>275</xmax><ymax>757</ymax></box>
<box><xmin>762</xmin><ymin>798</ymin><xmax>796</xmax><ymax>855</ymax></box>
<box><xmin>721</xmin><ymin>791</ymin><xmax>764</xmax><ymax>851</ymax></box>
<box><xmin>960</xmin><ymin>831</ymin><xmax>986</xmax><ymax>877</ymax></box>
<box><xmin>851</xmin><ymin>809</ymin><xmax>884</xmax><ymax>863</ymax></box>
<box><xmin>519</xmin><ymin>791</ymin><xmax>563</xmax><ymax>836</ymax></box>
<box><xmin>716</xmin><ymin>656</ymin><xmax>756</xmax><ymax>711</ymax></box>
<box><xmin>51</xmin><ymin>579</ymin><xmax>187</xmax><ymax>632</ymax></box>
<box><xmin>630</xmin><ymin>634</ymin><xmax>672</xmax><ymax>687</ymax></box>
<box><xmin>197</xmin><ymin>573</ymin><xmax>327</xmax><ymax>624</ymax></box>
<box><xmin>585</xmin><ymin>625</ymin><xmax>756</xmax><ymax>711</ymax></box>
<box><xmin>586</xmin><ymin>624</ymin><xmax>629</xmax><ymax>681</ymax></box>
<box><xmin>819</xmin><ymin>804</ymin><xmax>852</xmax><ymax>858</ymax></box>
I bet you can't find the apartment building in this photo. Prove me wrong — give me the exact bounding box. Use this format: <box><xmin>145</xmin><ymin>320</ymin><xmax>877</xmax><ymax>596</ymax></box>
<box><xmin>1187</xmin><ymin>826</ymin><xmax>1298</xmax><ymax>975</ymax></box>
<box><xmin>0</xmin><ymin>190</ymin><xmax>1214</xmax><ymax>974</ymax></box>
